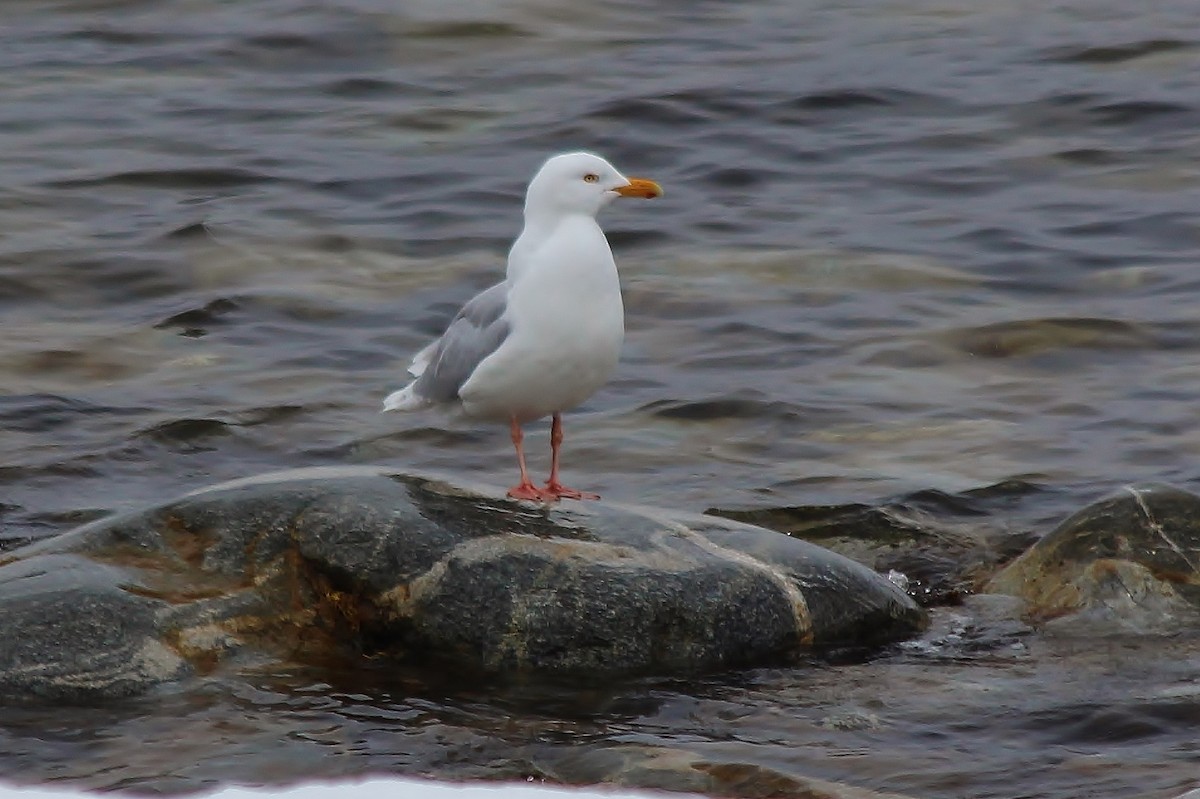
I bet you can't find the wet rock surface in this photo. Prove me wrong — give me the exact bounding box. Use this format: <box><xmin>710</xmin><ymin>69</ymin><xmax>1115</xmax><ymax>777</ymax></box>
<box><xmin>988</xmin><ymin>484</ymin><xmax>1200</xmax><ymax>631</ymax></box>
<box><xmin>0</xmin><ymin>467</ymin><xmax>925</xmax><ymax>701</ymax></box>
<box><xmin>0</xmin><ymin>555</ymin><xmax>189</xmax><ymax>702</ymax></box>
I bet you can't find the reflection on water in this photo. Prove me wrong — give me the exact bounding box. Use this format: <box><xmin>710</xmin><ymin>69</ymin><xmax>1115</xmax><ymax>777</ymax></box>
<box><xmin>1</xmin><ymin>626</ymin><xmax>1199</xmax><ymax>798</ymax></box>
<box><xmin>3</xmin><ymin>0</ymin><xmax>1200</xmax><ymax>796</ymax></box>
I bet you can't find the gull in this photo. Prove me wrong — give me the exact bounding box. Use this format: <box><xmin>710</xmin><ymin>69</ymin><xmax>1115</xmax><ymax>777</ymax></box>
<box><xmin>383</xmin><ymin>151</ymin><xmax>662</xmax><ymax>502</ymax></box>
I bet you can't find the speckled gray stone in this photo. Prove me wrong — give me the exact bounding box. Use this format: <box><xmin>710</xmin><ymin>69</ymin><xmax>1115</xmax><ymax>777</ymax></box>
<box><xmin>0</xmin><ymin>554</ymin><xmax>189</xmax><ymax>701</ymax></box>
<box><xmin>0</xmin><ymin>466</ymin><xmax>926</xmax><ymax>700</ymax></box>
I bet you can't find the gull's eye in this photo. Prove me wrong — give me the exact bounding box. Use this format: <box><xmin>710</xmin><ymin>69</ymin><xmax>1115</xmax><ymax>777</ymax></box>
<box><xmin>583</xmin><ymin>173</ymin><xmax>599</xmax><ymax>183</ymax></box>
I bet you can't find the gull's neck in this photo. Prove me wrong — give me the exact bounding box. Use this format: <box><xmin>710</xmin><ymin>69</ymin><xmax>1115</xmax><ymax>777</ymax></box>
<box><xmin>522</xmin><ymin>195</ymin><xmax>594</xmax><ymax>229</ymax></box>
<box><xmin>507</xmin><ymin>208</ymin><xmax>601</xmax><ymax>281</ymax></box>
<box><xmin>520</xmin><ymin>208</ymin><xmax>559</xmax><ymax>239</ymax></box>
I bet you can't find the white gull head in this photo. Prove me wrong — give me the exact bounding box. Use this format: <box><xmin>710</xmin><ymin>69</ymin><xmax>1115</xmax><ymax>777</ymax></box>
<box><xmin>523</xmin><ymin>151</ymin><xmax>663</xmax><ymax>221</ymax></box>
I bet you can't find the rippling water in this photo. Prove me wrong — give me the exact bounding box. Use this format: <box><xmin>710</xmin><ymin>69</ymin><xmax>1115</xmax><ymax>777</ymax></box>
<box><xmin>3</xmin><ymin>0</ymin><xmax>1200</xmax><ymax>797</ymax></box>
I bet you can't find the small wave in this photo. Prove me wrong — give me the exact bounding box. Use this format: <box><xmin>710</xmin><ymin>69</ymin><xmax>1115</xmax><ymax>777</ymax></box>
<box><xmin>138</xmin><ymin>418</ymin><xmax>234</xmax><ymax>446</ymax></box>
<box><xmin>0</xmin><ymin>460</ymin><xmax>102</xmax><ymax>483</ymax></box>
<box><xmin>589</xmin><ymin>96</ymin><xmax>712</xmax><ymax>126</ymax></box>
<box><xmin>46</xmin><ymin>167</ymin><xmax>274</xmax><ymax>190</ymax></box>
<box><xmin>1042</xmin><ymin>39</ymin><xmax>1194</xmax><ymax>65</ymax></box>
<box><xmin>1090</xmin><ymin>100</ymin><xmax>1191</xmax><ymax>126</ymax></box>
<box><xmin>153</xmin><ymin>298</ymin><xmax>240</xmax><ymax>338</ymax></box>
<box><xmin>786</xmin><ymin>89</ymin><xmax>900</xmax><ymax>110</ymax></box>
<box><xmin>61</xmin><ymin>28</ymin><xmax>166</xmax><ymax>46</ymax></box>
<box><xmin>1052</xmin><ymin>147</ymin><xmax>1122</xmax><ymax>166</ymax></box>
<box><xmin>0</xmin><ymin>394</ymin><xmax>145</xmax><ymax>433</ymax></box>
<box><xmin>406</xmin><ymin>21</ymin><xmax>529</xmax><ymax>40</ymax></box>
<box><xmin>321</xmin><ymin>76</ymin><xmax>412</xmax><ymax>100</ymax></box>
<box><xmin>941</xmin><ymin>317</ymin><xmax>1153</xmax><ymax>359</ymax></box>
<box><xmin>164</xmin><ymin>221</ymin><xmax>216</xmax><ymax>240</ymax></box>
<box><xmin>768</xmin><ymin>87</ymin><xmax>956</xmax><ymax>123</ymax></box>
<box><xmin>638</xmin><ymin>396</ymin><xmax>797</xmax><ymax>421</ymax></box>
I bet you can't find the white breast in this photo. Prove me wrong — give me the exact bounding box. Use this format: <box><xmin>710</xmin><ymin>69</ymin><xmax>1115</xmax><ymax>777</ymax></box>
<box><xmin>458</xmin><ymin>216</ymin><xmax>625</xmax><ymax>422</ymax></box>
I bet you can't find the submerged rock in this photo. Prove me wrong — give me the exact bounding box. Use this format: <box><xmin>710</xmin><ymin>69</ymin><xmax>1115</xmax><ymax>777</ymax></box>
<box><xmin>0</xmin><ymin>466</ymin><xmax>925</xmax><ymax>701</ymax></box>
<box><xmin>535</xmin><ymin>744</ymin><xmax>922</xmax><ymax>799</ymax></box>
<box><xmin>987</xmin><ymin>484</ymin><xmax>1200</xmax><ymax>631</ymax></box>
<box><xmin>706</xmin><ymin>480</ymin><xmax>1041</xmax><ymax>606</ymax></box>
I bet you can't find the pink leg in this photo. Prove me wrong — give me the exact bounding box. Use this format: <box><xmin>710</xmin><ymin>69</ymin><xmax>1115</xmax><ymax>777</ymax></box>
<box><xmin>506</xmin><ymin>417</ymin><xmax>553</xmax><ymax>502</ymax></box>
<box><xmin>543</xmin><ymin>413</ymin><xmax>600</xmax><ymax>500</ymax></box>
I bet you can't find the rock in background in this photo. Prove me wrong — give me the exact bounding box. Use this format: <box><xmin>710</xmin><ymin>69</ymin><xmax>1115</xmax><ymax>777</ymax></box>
<box><xmin>988</xmin><ymin>484</ymin><xmax>1200</xmax><ymax>632</ymax></box>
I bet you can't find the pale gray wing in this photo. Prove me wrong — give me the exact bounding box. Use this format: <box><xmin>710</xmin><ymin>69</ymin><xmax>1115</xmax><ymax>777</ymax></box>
<box><xmin>412</xmin><ymin>281</ymin><xmax>511</xmax><ymax>403</ymax></box>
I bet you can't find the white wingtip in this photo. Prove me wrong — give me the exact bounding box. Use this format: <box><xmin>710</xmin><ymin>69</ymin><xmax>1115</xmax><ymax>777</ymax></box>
<box><xmin>381</xmin><ymin>384</ymin><xmax>431</xmax><ymax>413</ymax></box>
<box><xmin>407</xmin><ymin>340</ymin><xmax>438</xmax><ymax>378</ymax></box>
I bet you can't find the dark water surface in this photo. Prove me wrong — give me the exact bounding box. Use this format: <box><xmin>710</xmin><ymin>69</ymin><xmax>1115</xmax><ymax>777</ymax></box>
<box><xmin>3</xmin><ymin>1</ymin><xmax>1200</xmax><ymax>797</ymax></box>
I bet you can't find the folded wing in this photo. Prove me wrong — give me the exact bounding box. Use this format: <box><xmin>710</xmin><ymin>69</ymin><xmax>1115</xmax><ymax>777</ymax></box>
<box><xmin>404</xmin><ymin>281</ymin><xmax>511</xmax><ymax>405</ymax></box>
